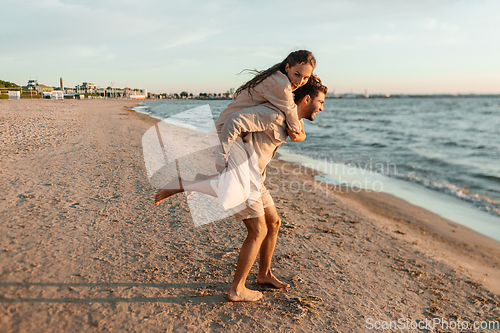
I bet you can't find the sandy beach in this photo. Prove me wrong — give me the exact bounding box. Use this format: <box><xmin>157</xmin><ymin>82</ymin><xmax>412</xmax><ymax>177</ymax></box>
<box><xmin>1</xmin><ymin>99</ymin><xmax>499</xmax><ymax>332</ymax></box>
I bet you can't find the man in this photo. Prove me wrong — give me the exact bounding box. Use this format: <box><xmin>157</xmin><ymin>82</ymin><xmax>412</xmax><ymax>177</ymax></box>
<box><xmin>155</xmin><ymin>76</ymin><xmax>327</xmax><ymax>302</ymax></box>
<box><xmin>213</xmin><ymin>75</ymin><xmax>327</xmax><ymax>301</ymax></box>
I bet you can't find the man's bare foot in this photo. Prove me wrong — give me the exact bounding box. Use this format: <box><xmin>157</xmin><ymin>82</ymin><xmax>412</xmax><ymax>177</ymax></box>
<box><xmin>257</xmin><ymin>272</ymin><xmax>290</xmax><ymax>289</ymax></box>
<box><xmin>227</xmin><ymin>287</ymin><xmax>263</xmax><ymax>302</ymax></box>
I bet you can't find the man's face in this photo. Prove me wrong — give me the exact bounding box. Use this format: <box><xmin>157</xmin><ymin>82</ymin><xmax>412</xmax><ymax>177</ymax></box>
<box><xmin>303</xmin><ymin>92</ymin><xmax>325</xmax><ymax>121</ymax></box>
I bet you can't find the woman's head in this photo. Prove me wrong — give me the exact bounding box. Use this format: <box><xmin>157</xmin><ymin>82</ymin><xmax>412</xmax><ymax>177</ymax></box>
<box><xmin>234</xmin><ymin>50</ymin><xmax>316</xmax><ymax>97</ymax></box>
<box><xmin>285</xmin><ymin>62</ymin><xmax>314</xmax><ymax>91</ymax></box>
<box><xmin>280</xmin><ymin>50</ymin><xmax>316</xmax><ymax>91</ymax></box>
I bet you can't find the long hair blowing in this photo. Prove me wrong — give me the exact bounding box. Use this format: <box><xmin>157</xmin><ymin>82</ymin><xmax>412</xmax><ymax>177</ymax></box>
<box><xmin>234</xmin><ymin>50</ymin><xmax>316</xmax><ymax>98</ymax></box>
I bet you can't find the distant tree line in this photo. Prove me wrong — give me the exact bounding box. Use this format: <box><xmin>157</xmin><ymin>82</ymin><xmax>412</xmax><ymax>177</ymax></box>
<box><xmin>198</xmin><ymin>92</ymin><xmax>231</xmax><ymax>99</ymax></box>
<box><xmin>0</xmin><ymin>80</ymin><xmax>19</xmax><ymax>88</ymax></box>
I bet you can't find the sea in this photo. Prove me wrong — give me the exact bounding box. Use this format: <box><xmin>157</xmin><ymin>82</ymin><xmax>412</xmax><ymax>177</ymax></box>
<box><xmin>134</xmin><ymin>97</ymin><xmax>500</xmax><ymax>240</ymax></box>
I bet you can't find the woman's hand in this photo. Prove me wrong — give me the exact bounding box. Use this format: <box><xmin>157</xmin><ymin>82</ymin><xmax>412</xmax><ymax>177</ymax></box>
<box><xmin>287</xmin><ymin>119</ymin><xmax>306</xmax><ymax>141</ymax></box>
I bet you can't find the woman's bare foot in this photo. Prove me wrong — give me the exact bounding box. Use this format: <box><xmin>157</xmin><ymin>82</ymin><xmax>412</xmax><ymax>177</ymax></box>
<box><xmin>227</xmin><ymin>287</ymin><xmax>263</xmax><ymax>302</ymax></box>
<box><xmin>257</xmin><ymin>272</ymin><xmax>290</xmax><ymax>289</ymax></box>
<box><xmin>154</xmin><ymin>177</ymin><xmax>184</xmax><ymax>206</ymax></box>
<box><xmin>154</xmin><ymin>188</ymin><xmax>182</xmax><ymax>206</ymax></box>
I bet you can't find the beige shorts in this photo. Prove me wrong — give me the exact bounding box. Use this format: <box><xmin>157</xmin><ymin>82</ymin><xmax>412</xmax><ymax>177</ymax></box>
<box><xmin>232</xmin><ymin>185</ymin><xmax>274</xmax><ymax>222</ymax></box>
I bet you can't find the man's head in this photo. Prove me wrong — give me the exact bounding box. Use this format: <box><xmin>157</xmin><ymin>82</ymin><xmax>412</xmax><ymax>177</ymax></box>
<box><xmin>294</xmin><ymin>74</ymin><xmax>327</xmax><ymax>121</ymax></box>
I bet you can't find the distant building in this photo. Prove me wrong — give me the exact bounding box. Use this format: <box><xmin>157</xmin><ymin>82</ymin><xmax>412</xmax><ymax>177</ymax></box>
<box><xmin>43</xmin><ymin>91</ymin><xmax>64</xmax><ymax>100</ymax></box>
<box><xmin>60</xmin><ymin>77</ymin><xmax>64</xmax><ymax>91</ymax></box>
<box><xmin>8</xmin><ymin>91</ymin><xmax>20</xmax><ymax>100</ymax></box>
<box><xmin>75</xmin><ymin>82</ymin><xmax>98</xmax><ymax>95</ymax></box>
<box><xmin>340</xmin><ymin>93</ymin><xmax>359</xmax><ymax>98</ymax></box>
<box><xmin>226</xmin><ymin>87</ymin><xmax>235</xmax><ymax>98</ymax></box>
<box><xmin>126</xmin><ymin>88</ymin><xmax>147</xmax><ymax>99</ymax></box>
<box><xmin>23</xmin><ymin>79</ymin><xmax>40</xmax><ymax>92</ymax></box>
<box><xmin>95</xmin><ymin>87</ymin><xmax>124</xmax><ymax>98</ymax></box>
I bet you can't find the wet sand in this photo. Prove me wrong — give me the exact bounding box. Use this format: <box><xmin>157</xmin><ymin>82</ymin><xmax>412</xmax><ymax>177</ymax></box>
<box><xmin>1</xmin><ymin>99</ymin><xmax>499</xmax><ymax>332</ymax></box>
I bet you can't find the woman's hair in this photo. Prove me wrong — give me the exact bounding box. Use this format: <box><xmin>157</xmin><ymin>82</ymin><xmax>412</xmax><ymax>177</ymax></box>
<box><xmin>293</xmin><ymin>74</ymin><xmax>328</xmax><ymax>103</ymax></box>
<box><xmin>234</xmin><ymin>50</ymin><xmax>316</xmax><ymax>98</ymax></box>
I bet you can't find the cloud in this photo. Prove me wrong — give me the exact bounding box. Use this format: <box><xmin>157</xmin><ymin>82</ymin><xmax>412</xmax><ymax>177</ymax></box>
<box><xmin>418</xmin><ymin>18</ymin><xmax>464</xmax><ymax>45</ymax></box>
<box><xmin>440</xmin><ymin>23</ymin><xmax>460</xmax><ymax>33</ymax></box>
<box><xmin>420</xmin><ymin>18</ymin><xmax>460</xmax><ymax>33</ymax></box>
<box><xmin>369</xmin><ymin>34</ymin><xmax>402</xmax><ymax>43</ymax></box>
<box><xmin>421</xmin><ymin>18</ymin><xmax>438</xmax><ymax>30</ymax></box>
<box><xmin>172</xmin><ymin>59</ymin><xmax>201</xmax><ymax>68</ymax></box>
<box><xmin>72</xmin><ymin>45</ymin><xmax>101</xmax><ymax>58</ymax></box>
<box><xmin>161</xmin><ymin>30</ymin><xmax>223</xmax><ymax>49</ymax></box>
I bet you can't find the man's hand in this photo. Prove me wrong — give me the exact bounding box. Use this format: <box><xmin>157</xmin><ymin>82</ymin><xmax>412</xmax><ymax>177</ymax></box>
<box><xmin>287</xmin><ymin>119</ymin><xmax>306</xmax><ymax>141</ymax></box>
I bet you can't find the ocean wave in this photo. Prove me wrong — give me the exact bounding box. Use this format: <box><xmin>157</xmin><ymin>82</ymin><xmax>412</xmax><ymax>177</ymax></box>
<box><xmin>131</xmin><ymin>105</ymin><xmax>150</xmax><ymax>115</ymax></box>
<box><xmin>423</xmin><ymin>156</ymin><xmax>452</xmax><ymax>167</ymax></box>
<box><xmin>310</xmin><ymin>122</ymin><xmax>332</xmax><ymax>128</ymax></box>
<box><xmin>474</xmin><ymin>173</ymin><xmax>500</xmax><ymax>183</ymax></box>
<box><xmin>392</xmin><ymin>173</ymin><xmax>500</xmax><ymax>217</ymax></box>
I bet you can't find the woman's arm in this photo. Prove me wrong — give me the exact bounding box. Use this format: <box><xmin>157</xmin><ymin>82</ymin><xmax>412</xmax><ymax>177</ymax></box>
<box><xmin>262</xmin><ymin>75</ymin><xmax>301</xmax><ymax>134</ymax></box>
<box><xmin>287</xmin><ymin>119</ymin><xmax>306</xmax><ymax>141</ymax></box>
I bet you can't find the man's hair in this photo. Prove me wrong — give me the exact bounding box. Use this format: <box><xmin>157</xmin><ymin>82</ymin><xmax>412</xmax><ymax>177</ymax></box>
<box><xmin>293</xmin><ymin>74</ymin><xmax>328</xmax><ymax>103</ymax></box>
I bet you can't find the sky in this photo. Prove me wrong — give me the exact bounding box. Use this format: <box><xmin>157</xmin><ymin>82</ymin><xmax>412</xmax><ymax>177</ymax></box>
<box><xmin>1</xmin><ymin>0</ymin><xmax>500</xmax><ymax>95</ymax></box>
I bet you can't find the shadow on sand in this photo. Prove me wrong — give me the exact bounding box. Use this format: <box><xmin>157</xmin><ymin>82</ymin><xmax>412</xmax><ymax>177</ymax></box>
<box><xmin>0</xmin><ymin>282</ymin><xmax>229</xmax><ymax>304</ymax></box>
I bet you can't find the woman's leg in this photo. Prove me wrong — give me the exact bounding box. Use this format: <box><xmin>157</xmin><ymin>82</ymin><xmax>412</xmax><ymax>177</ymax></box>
<box><xmin>256</xmin><ymin>205</ymin><xmax>290</xmax><ymax>288</ymax></box>
<box><xmin>154</xmin><ymin>177</ymin><xmax>217</xmax><ymax>206</ymax></box>
<box><xmin>228</xmin><ymin>215</ymin><xmax>267</xmax><ymax>302</ymax></box>
<box><xmin>185</xmin><ymin>173</ymin><xmax>220</xmax><ymax>199</ymax></box>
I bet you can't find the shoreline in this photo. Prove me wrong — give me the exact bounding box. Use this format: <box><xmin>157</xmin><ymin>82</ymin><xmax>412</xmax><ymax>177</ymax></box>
<box><xmin>1</xmin><ymin>99</ymin><xmax>499</xmax><ymax>332</ymax></box>
<box><xmin>275</xmin><ymin>150</ymin><xmax>500</xmax><ymax>242</ymax></box>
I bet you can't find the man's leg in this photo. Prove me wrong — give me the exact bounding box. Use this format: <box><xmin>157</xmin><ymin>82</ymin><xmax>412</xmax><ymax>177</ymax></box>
<box><xmin>228</xmin><ymin>215</ymin><xmax>267</xmax><ymax>302</ymax></box>
<box><xmin>256</xmin><ymin>205</ymin><xmax>290</xmax><ymax>288</ymax></box>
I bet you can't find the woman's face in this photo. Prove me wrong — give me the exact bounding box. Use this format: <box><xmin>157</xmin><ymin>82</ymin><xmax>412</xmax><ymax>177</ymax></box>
<box><xmin>285</xmin><ymin>63</ymin><xmax>314</xmax><ymax>91</ymax></box>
